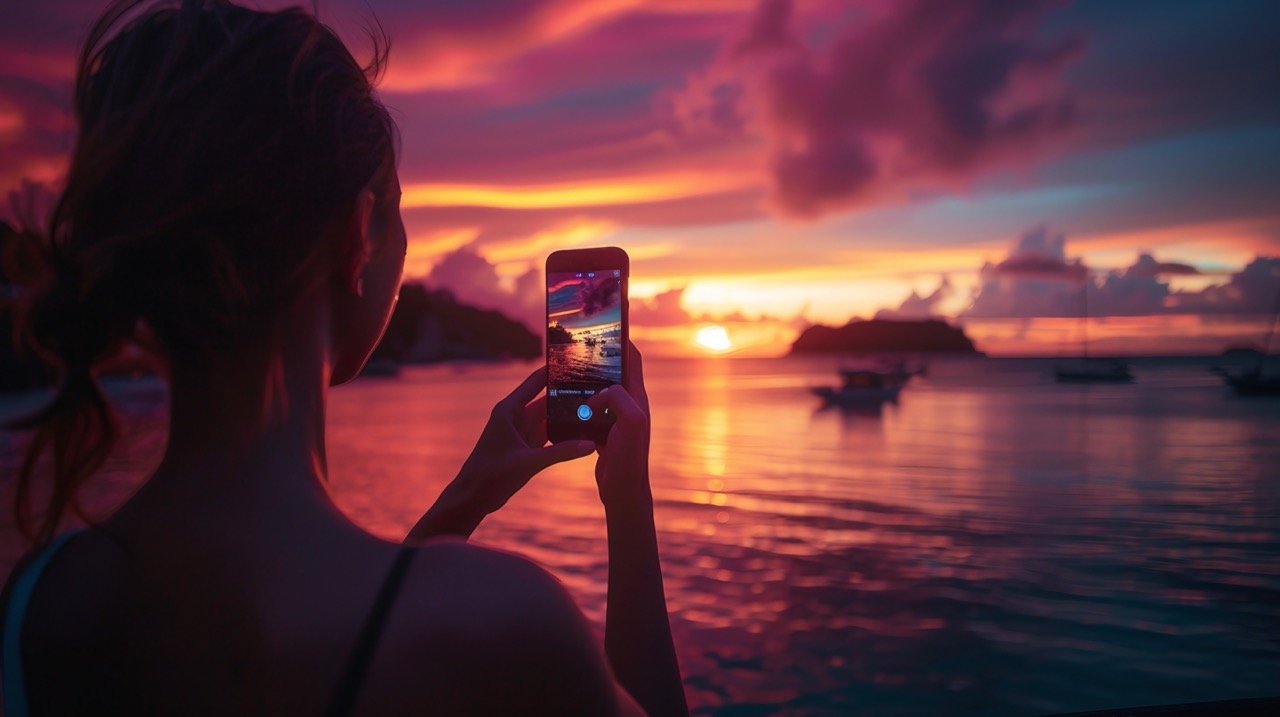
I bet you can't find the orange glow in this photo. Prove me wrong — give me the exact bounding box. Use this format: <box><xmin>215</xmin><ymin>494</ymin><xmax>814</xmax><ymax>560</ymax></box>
<box><xmin>633</xmin><ymin>321</ymin><xmax>800</xmax><ymax>359</ymax></box>
<box><xmin>962</xmin><ymin>315</ymin><xmax>1275</xmax><ymax>356</ymax></box>
<box><xmin>480</xmin><ymin>218</ymin><xmax>617</xmax><ymax>264</ymax></box>
<box><xmin>380</xmin><ymin>0</ymin><xmax>649</xmax><ymax>92</ymax></box>
<box><xmin>402</xmin><ymin>227</ymin><xmax>480</xmax><ymax>278</ymax></box>
<box><xmin>377</xmin><ymin>0</ymin><xmax>754</xmax><ymax>92</ymax></box>
<box><xmin>694</xmin><ymin>325</ymin><xmax>733</xmax><ymax>353</ymax></box>
<box><xmin>401</xmin><ymin>169</ymin><xmax>757</xmax><ymax>210</ymax></box>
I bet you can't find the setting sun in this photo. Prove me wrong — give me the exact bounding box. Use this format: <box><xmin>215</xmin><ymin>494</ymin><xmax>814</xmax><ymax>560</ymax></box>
<box><xmin>694</xmin><ymin>325</ymin><xmax>732</xmax><ymax>353</ymax></box>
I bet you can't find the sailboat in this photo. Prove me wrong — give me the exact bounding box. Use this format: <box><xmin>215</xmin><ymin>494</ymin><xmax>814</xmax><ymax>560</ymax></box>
<box><xmin>1218</xmin><ymin>287</ymin><xmax>1280</xmax><ymax>396</ymax></box>
<box><xmin>1054</xmin><ymin>272</ymin><xmax>1133</xmax><ymax>383</ymax></box>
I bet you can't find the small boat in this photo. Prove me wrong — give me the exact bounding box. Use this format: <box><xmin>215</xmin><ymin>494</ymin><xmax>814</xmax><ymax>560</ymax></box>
<box><xmin>1054</xmin><ymin>274</ymin><xmax>1135</xmax><ymax>384</ymax></box>
<box><xmin>599</xmin><ymin>344</ymin><xmax>621</xmax><ymax>357</ymax></box>
<box><xmin>1222</xmin><ymin>370</ymin><xmax>1280</xmax><ymax>396</ymax></box>
<box><xmin>584</xmin><ymin>337</ymin><xmax>597</xmax><ymax>346</ymax></box>
<box><xmin>1053</xmin><ymin>359</ymin><xmax>1133</xmax><ymax>383</ymax></box>
<box><xmin>1217</xmin><ymin>294</ymin><xmax>1279</xmax><ymax>396</ymax></box>
<box><xmin>811</xmin><ymin>369</ymin><xmax>902</xmax><ymax>405</ymax></box>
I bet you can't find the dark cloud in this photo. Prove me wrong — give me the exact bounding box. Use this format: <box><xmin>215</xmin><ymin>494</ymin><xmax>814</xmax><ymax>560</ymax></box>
<box><xmin>989</xmin><ymin>225</ymin><xmax>1087</xmax><ymax>281</ymax></box>
<box><xmin>963</xmin><ymin>226</ymin><xmax>1278</xmax><ymax>319</ymax></box>
<box><xmin>578</xmin><ymin>274</ymin><xmax>620</xmax><ymax>318</ymax></box>
<box><xmin>1123</xmin><ymin>254</ymin><xmax>1200</xmax><ymax>278</ymax></box>
<box><xmin>1090</xmin><ymin>263</ymin><xmax>1169</xmax><ymax>316</ymax></box>
<box><xmin>677</xmin><ymin>0</ymin><xmax>1083</xmax><ymax>218</ymax></box>
<box><xmin>1168</xmin><ymin>257</ymin><xmax>1280</xmax><ymax>315</ymax></box>
<box><xmin>966</xmin><ymin>226</ymin><xmax>1088</xmax><ymax>318</ymax></box>
<box><xmin>730</xmin><ymin>0</ymin><xmax>799</xmax><ymax>58</ymax></box>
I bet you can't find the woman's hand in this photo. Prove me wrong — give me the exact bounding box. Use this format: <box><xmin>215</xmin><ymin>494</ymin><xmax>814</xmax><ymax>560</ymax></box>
<box><xmin>587</xmin><ymin>342</ymin><xmax>653</xmax><ymax>513</ymax></box>
<box><xmin>408</xmin><ymin>366</ymin><xmax>595</xmax><ymax>541</ymax></box>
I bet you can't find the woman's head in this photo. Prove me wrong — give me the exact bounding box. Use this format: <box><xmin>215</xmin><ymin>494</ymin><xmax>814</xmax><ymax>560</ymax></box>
<box><xmin>10</xmin><ymin>0</ymin><xmax>403</xmax><ymax>543</ymax></box>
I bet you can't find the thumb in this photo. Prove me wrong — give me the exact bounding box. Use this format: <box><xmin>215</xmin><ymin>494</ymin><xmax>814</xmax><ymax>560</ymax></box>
<box><xmin>529</xmin><ymin>439</ymin><xmax>596</xmax><ymax>471</ymax></box>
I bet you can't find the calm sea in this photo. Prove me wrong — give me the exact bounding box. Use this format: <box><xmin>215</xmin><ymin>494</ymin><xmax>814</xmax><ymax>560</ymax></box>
<box><xmin>3</xmin><ymin>356</ymin><xmax>1279</xmax><ymax>715</ymax></box>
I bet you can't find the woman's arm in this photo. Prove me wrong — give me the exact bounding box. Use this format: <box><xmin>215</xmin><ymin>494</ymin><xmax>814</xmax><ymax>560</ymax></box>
<box><xmin>406</xmin><ymin>366</ymin><xmax>595</xmax><ymax>542</ymax></box>
<box><xmin>588</xmin><ymin>345</ymin><xmax>690</xmax><ymax>717</ymax></box>
<box><xmin>410</xmin><ymin>542</ymin><xmax>648</xmax><ymax>716</ymax></box>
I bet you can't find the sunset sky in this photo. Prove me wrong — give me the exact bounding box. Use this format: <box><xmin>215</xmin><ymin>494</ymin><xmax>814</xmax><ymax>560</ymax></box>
<box><xmin>2</xmin><ymin>0</ymin><xmax>1278</xmax><ymax>356</ymax></box>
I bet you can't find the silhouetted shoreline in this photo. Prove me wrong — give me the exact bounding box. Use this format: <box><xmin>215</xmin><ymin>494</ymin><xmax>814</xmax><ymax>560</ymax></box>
<box><xmin>790</xmin><ymin>318</ymin><xmax>981</xmax><ymax>355</ymax></box>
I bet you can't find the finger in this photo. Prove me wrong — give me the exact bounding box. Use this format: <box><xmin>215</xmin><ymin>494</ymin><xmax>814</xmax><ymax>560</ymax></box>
<box><xmin>526</xmin><ymin>440</ymin><xmax>596</xmax><ymax>472</ymax></box>
<box><xmin>494</xmin><ymin>365</ymin><xmax>547</xmax><ymax>417</ymax></box>
<box><xmin>518</xmin><ymin>395</ymin><xmax>549</xmax><ymax>446</ymax></box>
<box><xmin>625</xmin><ymin>341</ymin><xmax>650</xmax><ymax>415</ymax></box>
<box><xmin>587</xmin><ymin>383</ymin><xmax>645</xmax><ymax>427</ymax></box>
<box><xmin>521</xmin><ymin>394</ymin><xmax>547</xmax><ymax>417</ymax></box>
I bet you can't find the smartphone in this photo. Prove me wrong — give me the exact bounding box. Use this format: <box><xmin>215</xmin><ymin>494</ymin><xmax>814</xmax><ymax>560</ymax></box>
<box><xmin>546</xmin><ymin>247</ymin><xmax>629</xmax><ymax>443</ymax></box>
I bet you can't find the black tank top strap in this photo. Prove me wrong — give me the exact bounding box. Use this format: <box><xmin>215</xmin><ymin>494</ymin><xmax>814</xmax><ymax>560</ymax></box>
<box><xmin>325</xmin><ymin>545</ymin><xmax>418</xmax><ymax>717</ymax></box>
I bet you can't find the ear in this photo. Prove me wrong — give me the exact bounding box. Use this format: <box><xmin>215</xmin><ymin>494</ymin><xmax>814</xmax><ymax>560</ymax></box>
<box><xmin>340</xmin><ymin>189</ymin><xmax>377</xmax><ymax>297</ymax></box>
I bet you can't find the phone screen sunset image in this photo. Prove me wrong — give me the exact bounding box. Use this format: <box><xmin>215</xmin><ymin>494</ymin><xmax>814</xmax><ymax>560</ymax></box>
<box><xmin>2</xmin><ymin>2</ymin><xmax>1278</xmax><ymax>716</ymax></box>
<box><xmin>547</xmin><ymin>270</ymin><xmax>623</xmax><ymax>387</ymax></box>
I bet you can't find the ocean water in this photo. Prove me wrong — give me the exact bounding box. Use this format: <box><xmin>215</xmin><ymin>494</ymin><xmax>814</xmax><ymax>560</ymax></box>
<box><xmin>2</xmin><ymin>356</ymin><xmax>1278</xmax><ymax>715</ymax></box>
<box><xmin>548</xmin><ymin>335</ymin><xmax>624</xmax><ymax>384</ymax></box>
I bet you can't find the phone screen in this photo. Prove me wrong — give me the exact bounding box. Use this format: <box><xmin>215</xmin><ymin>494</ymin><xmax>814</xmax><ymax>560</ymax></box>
<box><xmin>546</xmin><ymin>267</ymin><xmax>625</xmax><ymax>439</ymax></box>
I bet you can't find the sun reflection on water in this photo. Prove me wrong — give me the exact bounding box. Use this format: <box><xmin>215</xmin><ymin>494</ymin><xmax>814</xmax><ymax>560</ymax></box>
<box><xmin>2</xmin><ymin>357</ymin><xmax>1277</xmax><ymax>716</ymax></box>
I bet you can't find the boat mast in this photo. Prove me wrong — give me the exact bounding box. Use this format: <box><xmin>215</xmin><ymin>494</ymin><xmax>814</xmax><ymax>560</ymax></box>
<box><xmin>1258</xmin><ymin>282</ymin><xmax>1280</xmax><ymax>375</ymax></box>
<box><xmin>1080</xmin><ymin>271</ymin><xmax>1090</xmax><ymax>362</ymax></box>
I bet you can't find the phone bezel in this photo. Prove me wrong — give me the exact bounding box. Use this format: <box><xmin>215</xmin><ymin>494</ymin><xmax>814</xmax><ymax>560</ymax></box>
<box><xmin>545</xmin><ymin>247</ymin><xmax>630</xmax><ymax>443</ymax></box>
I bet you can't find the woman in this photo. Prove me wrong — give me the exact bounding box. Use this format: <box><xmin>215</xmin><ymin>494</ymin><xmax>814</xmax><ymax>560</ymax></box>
<box><xmin>0</xmin><ymin>1</ymin><xmax>688</xmax><ymax>714</ymax></box>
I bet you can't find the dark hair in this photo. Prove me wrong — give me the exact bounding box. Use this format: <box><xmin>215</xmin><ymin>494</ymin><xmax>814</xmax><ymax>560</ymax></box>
<box><xmin>7</xmin><ymin>0</ymin><xmax>397</xmax><ymax>545</ymax></box>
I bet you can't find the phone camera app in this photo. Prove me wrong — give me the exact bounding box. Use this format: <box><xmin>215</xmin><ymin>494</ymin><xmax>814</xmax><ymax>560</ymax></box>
<box><xmin>547</xmin><ymin>269</ymin><xmax>623</xmax><ymax>422</ymax></box>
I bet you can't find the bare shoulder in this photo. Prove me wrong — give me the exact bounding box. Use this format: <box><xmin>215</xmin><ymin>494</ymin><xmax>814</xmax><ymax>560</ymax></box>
<box><xmin>384</xmin><ymin>539</ymin><xmax>644</xmax><ymax>716</ymax></box>
<box><xmin>404</xmin><ymin>537</ymin><xmax>568</xmax><ymax>608</ymax></box>
<box><xmin>13</xmin><ymin>529</ymin><xmax>138</xmax><ymax>712</ymax></box>
<box><xmin>20</xmin><ymin>528</ymin><xmax>135</xmax><ymax>642</ymax></box>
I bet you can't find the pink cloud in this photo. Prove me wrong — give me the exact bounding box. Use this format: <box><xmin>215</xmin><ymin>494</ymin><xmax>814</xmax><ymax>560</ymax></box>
<box><xmin>874</xmin><ymin>277</ymin><xmax>951</xmax><ymax>321</ymax></box>
<box><xmin>1169</xmin><ymin>257</ymin><xmax>1280</xmax><ymax>315</ymax></box>
<box><xmin>673</xmin><ymin>0</ymin><xmax>1084</xmax><ymax>218</ymax></box>
<box><xmin>1122</xmin><ymin>254</ymin><xmax>1200</xmax><ymax>279</ymax></box>
<box><xmin>424</xmin><ymin>246</ymin><xmax>544</xmax><ymax>330</ymax></box>
<box><xmin>988</xmin><ymin>226</ymin><xmax>1087</xmax><ymax>281</ymax></box>
<box><xmin>632</xmin><ymin>287</ymin><xmax>691</xmax><ymax>326</ymax></box>
<box><xmin>403</xmin><ymin>187</ymin><xmax>765</xmax><ymax>250</ymax></box>
<box><xmin>365</xmin><ymin>0</ymin><xmax>743</xmax><ymax>93</ymax></box>
<box><xmin>963</xmin><ymin>226</ymin><xmax>1277</xmax><ymax>319</ymax></box>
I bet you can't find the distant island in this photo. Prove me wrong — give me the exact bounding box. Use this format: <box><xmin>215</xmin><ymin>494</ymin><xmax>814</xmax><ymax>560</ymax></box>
<box><xmin>790</xmin><ymin>319</ymin><xmax>980</xmax><ymax>355</ymax></box>
<box><xmin>371</xmin><ymin>282</ymin><xmax>540</xmax><ymax>364</ymax></box>
<box><xmin>547</xmin><ymin>324</ymin><xmax>574</xmax><ymax>345</ymax></box>
<box><xmin>0</xmin><ymin>250</ymin><xmax>540</xmax><ymax>392</ymax></box>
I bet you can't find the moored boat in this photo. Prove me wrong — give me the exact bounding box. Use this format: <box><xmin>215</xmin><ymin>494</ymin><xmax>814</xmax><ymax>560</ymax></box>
<box><xmin>1222</xmin><ymin>370</ymin><xmax>1280</xmax><ymax>396</ymax></box>
<box><xmin>811</xmin><ymin>369</ymin><xmax>903</xmax><ymax>405</ymax></box>
<box><xmin>1217</xmin><ymin>292</ymin><xmax>1279</xmax><ymax>396</ymax></box>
